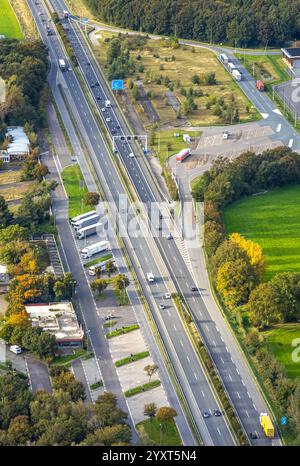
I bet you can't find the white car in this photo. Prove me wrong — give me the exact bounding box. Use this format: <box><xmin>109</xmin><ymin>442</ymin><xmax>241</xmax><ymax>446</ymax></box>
<box><xmin>159</xmin><ymin>303</ymin><xmax>165</xmax><ymax>310</ymax></box>
<box><xmin>164</xmin><ymin>293</ymin><xmax>171</xmax><ymax>299</ymax></box>
<box><xmin>101</xmin><ymin>108</ymin><xmax>106</xmax><ymax>112</ymax></box>
<box><xmin>106</xmin><ymin>117</ymin><xmax>111</xmax><ymax>123</ymax></box>
<box><xmin>68</xmin><ymin>67</ymin><xmax>72</xmax><ymax>71</ymax></box>
<box><xmin>129</xmin><ymin>152</ymin><xmax>135</xmax><ymax>158</ymax></box>
<box><xmin>166</xmin><ymin>233</ymin><xmax>172</xmax><ymax>240</ymax></box>
<box><xmin>222</xmin><ymin>131</ymin><xmax>229</xmax><ymax>139</ymax></box>
<box><xmin>9</xmin><ymin>345</ymin><xmax>22</xmax><ymax>355</ymax></box>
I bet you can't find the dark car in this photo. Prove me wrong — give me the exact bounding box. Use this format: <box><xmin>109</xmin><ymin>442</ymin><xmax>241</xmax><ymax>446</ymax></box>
<box><xmin>190</xmin><ymin>286</ymin><xmax>197</xmax><ymax>292</ymax></box>
<box><xmin>214</xmin><ymin>410</ymin><xmax>222</xmax><ymax>417</ymax></box>
<box><xmin>250</xmin><ymin>432</ymin><xmax>258</xmax><ymax>440</ymax></box>
<box><xmin>96</xmin><ymin>95</ymin><xmax>101</xmax><ymax>100</ymax></box>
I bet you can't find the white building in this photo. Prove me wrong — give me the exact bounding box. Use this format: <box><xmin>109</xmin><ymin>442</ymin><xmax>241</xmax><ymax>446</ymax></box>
<box><xmin>0</xmin><ymin>126</ymin><xmax>30</xmax><ymax>163</ymax></box>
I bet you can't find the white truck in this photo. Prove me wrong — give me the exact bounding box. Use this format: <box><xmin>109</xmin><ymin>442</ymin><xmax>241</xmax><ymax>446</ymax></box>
<box><xmin>105</xmin><ymin>100</ymin><xmax>111</xmax><ymax>108</ymax></box>
<box><xmin>81</xmin><ymin>240</ymin><xmax>109</xmax><ymax>259</ymax></box>
<box><xmin>73</xmin><ymin>213</ymin><xmax>100</xmax><ymax>231</ymax></box>
<box><xmin>232</xmin><ymin>69</ymin><xmax>242</xmax><ymax>81</ymax></box>
<box><xmin>147</xmin><ymin>272</ymin><xmax>154</xmax><ymax>283</ymax></box>
<box><xmin>227</xmin><ymin>62</ymin><xmax>237</xmax><ymax>74</ymax></box>
<box><xmin>58</xmin><ymin>59</ymin><xmax>66</xmax><ymax>71</ymax></box>
<box><xmin>71</xmin><ymin>210</ymin><xmax>96</xmax><ymax>226</ymax></box>
<box><xmin>75</xmin><ymin>222</ymin><xmax>102</xmax><ymax>240</ymax></box>
<box><xmin>89</xmin><ymin>258</ymin><xmax>115</xmax><ymax>276</ymax></box>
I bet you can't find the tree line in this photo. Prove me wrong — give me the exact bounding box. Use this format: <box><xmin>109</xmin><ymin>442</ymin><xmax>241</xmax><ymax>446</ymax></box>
<box><xmin>85</xmin><ymin>0</ymin><xmax>300</xmax><ymax>47</ymax></box>
<box><xmin>192</xmin><ymin>146</ymin><xmax>300</xmax><ymax>443</ymax></box>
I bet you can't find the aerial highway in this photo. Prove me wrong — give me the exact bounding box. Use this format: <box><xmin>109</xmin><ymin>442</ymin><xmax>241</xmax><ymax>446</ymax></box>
<box><xmin>30</xmin><ymin>0</ymin><xmax>279</xmax><ymax>445</ymax></box>
<box><xmin>28</xmin><ymin>0</ymin><xmax>239</xmax><ymax>446</ymax></box>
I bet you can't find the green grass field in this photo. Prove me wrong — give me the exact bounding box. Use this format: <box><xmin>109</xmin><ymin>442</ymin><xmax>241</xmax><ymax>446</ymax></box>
<box><xmin>224</xmin><ymin>185</ymin><xmax>300</xmax><ymax>281</ymax></box>
<box><xmin>153</xmin><ymin>129</ymin><xmax>202</xmax><ymax>164</ymax></box>
<box><xmin>137</xmin><ymin>418</ymin><xmax>181</xmax><ymax>446</ymax></box>
<box><xmin>265</xmin><ymin>324</ymin><xmax>300</xmax><ymax>378</ymax></box>
<box><xmin>0</xmin><ymin>0</ymin><xmax>22</xmax><ymax>39</ymax></box>
<box><xmin>235</xmin><ymin>53</ymin><xmax>290</xmax><ymax>85</ymax></box>
<box><xmin>61</xmin><ymin>164</ymin><xmax>90</xmax><ymax>219</ymax></box>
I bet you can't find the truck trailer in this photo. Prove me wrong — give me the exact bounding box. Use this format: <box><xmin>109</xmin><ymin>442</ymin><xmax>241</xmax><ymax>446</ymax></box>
<box><xmin>73</xmin><ymin>214</ymin><xmax>100</xmax><ymax>231</ymax></box>
<box><xmin>71</xmin><ymin>210</ymin><xmax>97</xmax><ymax>226</ymax></box>
<box><xmin>260</xmin><ymin>413</ymin><xmax>275</xmax><ymax>438</ymax></box>
<box><xmin>176</xmin><ymin>148</ymin><xmax>191</xmax><ymax>162</ymax></box>
<box><xmin>219</xmin><ymin>53</ymin><xmax>229</xmax><ymax>65</ymax></box>
<box><xmin>75</xmin><ymin>222</ymin><xmax>102</xmax><ymax>240</ymax></box>
<box><xmin>232</xmin><ymin>69</ymin><xmax>242</xmax><ymax>81</ymax></box>
<box><xmin>89</xmin><ymin>257</ymin><xmax>115</xmax><ymax>276</ymax></box>
<box><xmin>81</xmin><ymin>241</ymin><xmax>109</xmax><ymax>259</ymax></box>
<box><xmin>227</xmin><ymin>62</ymin><xmax>237</xmax><ymax>74</ymax></box>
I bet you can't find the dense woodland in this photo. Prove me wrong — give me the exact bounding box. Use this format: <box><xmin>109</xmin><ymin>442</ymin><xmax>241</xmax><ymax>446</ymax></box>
<box><xmin>85</xmin><ymin>0</ymin><xmax>300</xmax><ymax>47</ymax></box>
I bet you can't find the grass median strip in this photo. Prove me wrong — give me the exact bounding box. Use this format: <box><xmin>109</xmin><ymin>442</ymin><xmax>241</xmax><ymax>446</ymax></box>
<box><xmin>115</xmin><ymin>351</ymin><xmax>150</xmax><ymax>367</ymax></box>
<box><xmin>84</xmin><ymin>253</ymin><xmax>113</xmax><ymax>268</ymax></box>
<box><xmin>90</xmin><ymin>380</ymin><xmax>103</xmax><ymax>390</ymax></box>
<box><xmin>124</xmin><ymin>379</ymin><xmax>161</xmax><ymax>398</ymax></box>
<box><xmin>61</xmin><ymin>164</ymin><xmax>90</xmax><ymax>219</ymax></box>
<box><xmin>53</xmin><ymin>349</ymin><xmax>87</xmax><ymax>366</ymax></box>
<box><xmin>106</xmin><ymin>324</ymin><xmax>139</xmax><ymax>339</ymax></box>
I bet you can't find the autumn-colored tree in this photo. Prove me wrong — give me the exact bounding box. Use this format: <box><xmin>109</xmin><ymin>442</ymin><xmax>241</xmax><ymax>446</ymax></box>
<box><xmin>5</xmin><ymin>415</ymin><xmax>32</xmax><ymax>446</ymax></box>
<box><xmin>144</xmin><ymin>364</ymin><xmax>158</xmax><ymax>383</ymax></box>
<box><xmin>247</xmin><ymin>283</ymin><xmax>283</xmax><ymax>329</ymax></box>
<box><xmin>216</xmin><ymin>258</ymin><xmax>258</xmax><ymax>311</ymax></box>
<box><xmin>143</xmin><ymin>403</ymin><xmax>157</xmax><ymax>421</ymax></box>
<box><xmin>7</xmin><ymin>310</ymin><xmax>30</xmax><ymax>328</ymax></box>
<box><xmin>91</xmin><ymin>278</ymin><xmax>108</xmax><ymax>296</ymax></box>
<box><xmin>230</xmin><ymin>233</ymin><xmax>265</xmax><ymax>277</ymax></box>
<box><xmin>156</xmin><ymin>406</ymin><xmax>177</xmax><ymax>423</ymax></box>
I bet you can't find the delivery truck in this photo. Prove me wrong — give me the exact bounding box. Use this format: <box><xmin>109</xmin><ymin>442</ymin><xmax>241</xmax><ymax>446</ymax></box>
<box><xmin>256</xmin><ymin>80</ymin><xmax>265</xmax><ymax>91</ymax></box>
<box><xmin>219</xmin><ymin>53</ymin><xmax>229</xmax><ymax>65</ymax></box>
<box><xmin>71</xmin><ymin>210</ymin><xmax>97</xmax><ymax>226</ymax></box>
<box><xmin>176</xmin><ymin>148</ymin><xmax>191</xmax><ymax>162</ymax></box>
<box><xmin>73</xmin><ymin>214</ymin><xmax>100</xmax><ymax>231</ymax></box>
<box><xmin>81</xmin><ymin>240</ymin><xmax>109</xmax><ymax>259</ymax></box>
<box><xmin>58</xmin><ymin>59</ymin><xmax>66</xmax><ymax>71</ymax></box>
<box><xmin>89</xmin><ymin>258</ymin><xmax>115</xmax><ymax>276</ymax></box>
<box><xmin>232</xmin><ymin>69</ymin><xmax>242</xmax><ymax>81</ymax></box>
<box><xmin>75</xmin><ymin>222</ymin><xmax>102</xmax><ymax>240</ymax></box>
<box><xmin>260</xmin><ymin>413</ymin><xmax>275</xmax><ymax>439</ymax></box>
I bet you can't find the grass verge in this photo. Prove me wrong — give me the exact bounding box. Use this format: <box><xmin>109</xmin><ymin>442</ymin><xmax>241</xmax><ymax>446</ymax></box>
<box><xmin>61</xmin><ymin>164</ymin><xmax>90</xmax><ymax>219</ymax></box>
<box><xmin>124</xmin><ymin>379</ymin><xmax>161</xmax><ymax>397</ymax></box>
<box><xmin>115</xmin><ymin>351</ymin><xmax>150</xmax><ymax>367</ymax></box>
<box><xmin>52</xmin><ymin>349</ymin><xmax>87</xmax><ymax>365</ymax></box>
<box><xmin>90</xmin><ymin>380</ymin><xmax>103</xmax><ymax>390</ymax></box>
<box><xmin>137</xmin><ymin>418</ymin><xmax>181</xmax><ymax>446</ymax></box>
<box><xmin>106</xmin><ymin>324</ymin><xmax>139</xmax><ymax>339</ymax></box>
<box><xmin>0</xmin><ymin>0</ymin><xmax>22</xmax><ymax>39</ymax></box>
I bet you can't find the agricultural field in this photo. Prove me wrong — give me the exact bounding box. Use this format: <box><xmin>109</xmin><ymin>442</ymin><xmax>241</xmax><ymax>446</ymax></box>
<box><xmin>93</xmin><ymin>32</ymin><xmax>259</xmax><ymax>129</ymax></box>
<box><xmin>224</xmin><ymin>185</ymin><xmax>300</xmax><ymax>281</ymax></box>
<box><xmin>0</xmin><ymin>0</ymin><xmax>23</xmax><ymax>39</ymax></box>
<box><xmin>0</xmin><ymin>168</ymin><xmax>34</xmax><ymax>212</ymax></box>
<box><xmin>265</xmin><ymin>324</ymin><xmax>300</xmax><ymax>379</ymax></box>
<box><xmin>235</xmin><ymin>53</ymin><xmax>290</xmax><ymax>86</ymax></box>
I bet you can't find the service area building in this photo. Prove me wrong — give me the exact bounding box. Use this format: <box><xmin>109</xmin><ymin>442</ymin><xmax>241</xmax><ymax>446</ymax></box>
<box><xmin>281</xmin><ymin>47</ymin><xmax>300</xmax><ymax>69</ymax></box>
<box><xmin>25</xmin><ymin>302</ymin><xmax>84</xmax><ymax>348</ymax></box>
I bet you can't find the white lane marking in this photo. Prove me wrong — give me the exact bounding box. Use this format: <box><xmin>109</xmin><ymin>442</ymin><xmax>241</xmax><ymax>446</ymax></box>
<box><xmin>276</xmin><ymin>123</ymin><xmax>282</xmax><ymax>132</ymax></box>
<box><xmin>194</xmin><ymin>372</ymin><xmax>198</xmax><ymax>380</ymax></box>
<box><xmin>289</xmin><ymin>139</ymin><xmax>294</xmax><ymax>148</ymax></box>
<box><xmin>212</xmin><ymin>340</ymin><xmax>216</xmax><ymax>347</ymax></box>
<box><xmin>186</xmin><ymin>355</ymin><xmax>190</xmax><ymax>363</ymax></box>
<box><xmin>173</xmin><ymin>324</ymin><xmax>177</xmax><ymax>331</ymax></box>
<box><xmin>260</xmin><ymin>112</ymin><xmax>269</xmax><ymax>119</ymax></box>
<box><xmin>228</xmin><ymin>374</ymin><xmax>232</xmax><ymax>381</ymax></box>
<box><xmin>220</xmin><ymin>357</ymin><xmax>224</xmax><ymax>364</ymax></box>
<box><xmin>180</xmin><ymin>339</ymin><xmax>184</xmax><ymax>347</ymax></box>
<box><xmin>245</xmin><ymin>410</ymin><xmax>250</xmax><ymax>418</ymax></box>
<box><xmin>201</xmin><ymin>389</ymin><xmax>205</xmax><ymax>398</ymax></box>
<box><xmin>236</xmin><ymin>391</ymin><xmax>241</xmax><ymax>399</ymax></box>
<box><xmin>217</xmin><ymin>428</ymin><xmax>221</xmax><ymax>436</ymax></box>
<box><xmin>273</xmin><ymin>108</ymin><xmax>282</xmax><ymax>115</ymax></box>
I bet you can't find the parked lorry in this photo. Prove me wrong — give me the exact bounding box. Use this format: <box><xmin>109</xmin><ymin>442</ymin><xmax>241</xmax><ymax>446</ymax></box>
<box><xmin>89</xmin><ymin>257</ymin><xmax>115</xmax><ymax>276</ymax></box>
<box><xmin>76</xmin><ymin>222</ymin><xmax>102</xmax><ymax>240</ymax></box>
<box><xmin>176</xmin><ymin>148</ymin><xmax>191</xmax><ymax>162</ymax></box>
<box><xmin>260</xmin><ymin>413</ymin><xmax>275</xmax><ymax>438</ymax></box>
<box><xmin>73</xmin><ymin>214</ymin><xmax>100</xmax><ymax>231</ymax></box>
<box><xmin>147</xmin><ymin>272</ymin><xmax>155</xmax><ymax>283</ymax></box>
<box><xmin>227</xmin><ymin>62</ymin><xmax>237</xmax><ymax>74</ymax></box>
<box><xmin>105</xmin><ymin>100</ymin><xmax>111</xmax><ymax>108</ymax></box>
<box><xmin>256</xmin><ymin>80</ymin><xmax>265</xmax><ymax>91</ymax></box>
<box><xmin>232</xmin><ymin>69</ymin><xmax>242</xmax><ymax>81</ymax></box>
<box><xmin>58</xmin><ymin>59</ymin><xmax>66</xmax><ymax>71</ymax></box>
<box><xmin>219</xmin><ymin>53</ymin><xmax>229</xmax><ymax>65</ymax></box>
<box><xmin>71</xmin><ymin>210</ymin><xmax>97</xmax><ymax>226</ymax></box>
<box><xmin>81</xmin><ymin>240</ymin><xmax>109</xmax><ymax>259</ymax></box>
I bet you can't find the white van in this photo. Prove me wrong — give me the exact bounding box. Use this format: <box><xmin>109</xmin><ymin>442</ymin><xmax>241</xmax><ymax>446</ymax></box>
<box><xmin>10</xmin><ymin>345</ymin><xmax>22</xmax><ymax>354</ymax></box>
<box><xmin>129</xmin><ymin>152</ymin><xmax>135</xmax><ymax>158</ymax></box>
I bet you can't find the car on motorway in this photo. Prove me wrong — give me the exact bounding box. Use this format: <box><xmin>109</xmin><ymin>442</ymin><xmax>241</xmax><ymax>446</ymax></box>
<box><xmin>87</xmin><ymin>62</ymin><xmax>90</xmax><ymax>65</ymax></box>
<box><xmin>190</xmin><ymin>286</ymin><xmax>197</xmax><ymax>292</ymax></box>
<box><xmin>106</xmin><ymin>117</ymin><xmax>111</xmax><ymax>122</ymax></box>
<box><xmin>68</xmin><ymin>67</ymin><xmax>72</xmax><ymax>71</ymax></box>
<box><xmin>159</xmin><ymin>303</ymin><xmax>165</xmax><ymax>310</ymax></box>
<box><xmin>203</xmin><ymin>412</ymin><xmax>210</xmax><ymax>419</ymax></box>
<box><xmin>250</xmin><ymin>432</ymin><xmax>258</xmax><ymax>439</ymax></box>
<box><xmin>155</xmin><ymin>225</ymin><xmax>162</xmax><ymax>230</ymax></box>
<box><xmin>164</xmin><ymin>293</ymin><xmax>171</xmax><ymax>299</ymax></box>
<box><xmin>95</xmin><ymin>82</ymin><xmax>99</xmax><ymax>86</ymax></box>
<box><xmin>96</xmin><ymin>95</ymin><xmax>101</xmax><ymax>100</ymax></box>
<box><xmin>101</xmin><ymin>108</ymin><xmax>106</xmax><ymax>112</ymax></box>
<box><xmin>129</xmin><ymin>152</ymin><xmax>135</xmax><ymax>158</ymax></box>
<box><xmin>214</xmin><ymin>410</ymin><xmax>222</xmax><ymax>417</ymax></box>
<box><xmin>222</xmin><ymin>131</ymin><xmax>229</xmax><ymax>139</ymax></box>
<box><xmin>91</xmin><ymin>84</ymin><xmax>95</xmax><ymax>88</ymax></box>
<box><xmin>166</xmin><ymin>233</ymin><xmax>172</xmax><ymax>240</ymax></box>
<box><xmin>116</xmin><ymin>124</ymin><xmax>121</xmax><ymax>129</ymax></box>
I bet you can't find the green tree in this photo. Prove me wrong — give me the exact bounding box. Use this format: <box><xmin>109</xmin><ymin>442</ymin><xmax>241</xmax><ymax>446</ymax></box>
<box><xmin>82</xmin><ymin>424</ymin><xmax>131</xmax><ymax>446</ymax></box>
<box><xmin>84</xmin><ymin>191</ymin><xmax>100</xmax><ymax>206</ymax></box>
<box><xmin>105</xmin><ymin>259</ymin><xmax>117</xmax><ymax>277</ymax></box>
<box><xmin>52</xmin><ymin>371</ymin><xmax>86</xmax><ymax>402</ymax></box>
<box><xmin>271</xmin><ymin>272</ymin><xmax>300</xmax><ymax>322</ymax></box>
<box><xmin>156</xmin><ymin>406</ymin><xmax>177</xmax><ymax>423</ymax></box>
<box><xmin>143</xmin><ymin>403</ymin><xmax>157</xmax><ymax>421</ymax></box>
<box><xmin>91</xmin><ymin>278</ymin><xmax>108</xmax><ymax>296</ymax></box>
<box><xmin>0</xmin><ymin>195</ymin><xmax>13</xmax><ymax>228</ymax></box>
<box><xmin>247</xmin><ymin>283</ymin><xmax>283</xmax><ymax>329</ymax></box>
<box><xmin>132</xmin><ymin>84</ymin><xmax>140</xmax><ymax>101</ymax></box>
<box><xmin>53</xmin><ymin>273</ymin><xmax>76</xmax><ymax>300</ymax></box>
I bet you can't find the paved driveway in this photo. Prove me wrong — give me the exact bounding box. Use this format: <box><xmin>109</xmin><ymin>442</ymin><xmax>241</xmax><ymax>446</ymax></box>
<box><xmin>26</xmin><ymin>356</ymin><xmax>52</xmax><ymax>394</ymax></box>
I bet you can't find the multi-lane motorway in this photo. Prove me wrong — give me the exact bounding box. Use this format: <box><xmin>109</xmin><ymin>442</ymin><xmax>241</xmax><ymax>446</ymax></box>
<box><xmin>29</xmin><ymin>0</ymin><xmax>279</xmax><ymax>445</ymax></box>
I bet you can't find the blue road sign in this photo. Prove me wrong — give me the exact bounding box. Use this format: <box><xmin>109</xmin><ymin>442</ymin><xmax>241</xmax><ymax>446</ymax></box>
<box><xmin>82</xmin><ymin>17</ymin><xmax>89</xmax><ymax>23</ymax></box>
<box><xmin>112</xmin><ymin>79</ymin><xmax>124</xmax><ymax>91</ymax></box>
<box><xmin>281</xmin><ymin>416</ymin><xmax>287</xmax><ymax>426</ymax></box>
